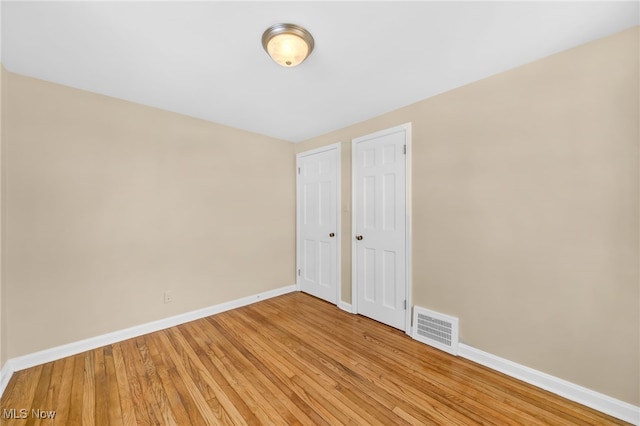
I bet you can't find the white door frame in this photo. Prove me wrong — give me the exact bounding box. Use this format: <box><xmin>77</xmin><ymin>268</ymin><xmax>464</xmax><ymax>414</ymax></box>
<box><xmin>351</xmin><ymin>123</ymin><xmax>412</xmax><ymax>335</ymax></box>
<box><xmin>296</xmin><ymin>142</ymin><xmax>342</xmax><ymax>306</ymax></box>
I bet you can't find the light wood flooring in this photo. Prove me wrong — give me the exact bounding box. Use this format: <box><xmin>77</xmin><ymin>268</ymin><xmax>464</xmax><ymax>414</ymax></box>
<box><xmin>0</xmin><ymin>292</ymin><xmax>631</xmax><ymax>425</ymax></box>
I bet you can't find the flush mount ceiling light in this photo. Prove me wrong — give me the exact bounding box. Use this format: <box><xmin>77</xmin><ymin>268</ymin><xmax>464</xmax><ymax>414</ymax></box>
<box><xmin>262</xmin><ymin>23</ymin><xmax>314</xmax><ymax>67</ymax></box>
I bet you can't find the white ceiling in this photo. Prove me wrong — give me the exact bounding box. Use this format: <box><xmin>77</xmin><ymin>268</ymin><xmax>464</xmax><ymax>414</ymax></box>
<box><xmin>1</xmin><ymin>1</ymin><xmax>638</xmax><ymax>142</ymax></box>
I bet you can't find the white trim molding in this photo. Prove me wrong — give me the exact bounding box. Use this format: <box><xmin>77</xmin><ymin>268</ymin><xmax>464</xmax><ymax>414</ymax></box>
<box><xmin>459</xmin><ymin>344</ymin><xmax>640</xmax><ymax>425</ymax></box>
<box><xmin>0</xmin><ymin>284</ymin><xmax>296</xmax><ymax>398</ymax></box>
<box><xmin>0</xmin><ymin>360</ymin><xmax>15</xmax><ymax>397</ymax></box>
<box><xmin>338</xmin><ymin>301</ymin><xmax>353</xmax><ymax>313</ymax></box>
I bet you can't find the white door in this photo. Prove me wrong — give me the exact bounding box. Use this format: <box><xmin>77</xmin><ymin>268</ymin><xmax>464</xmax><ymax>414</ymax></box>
<box><xmin>353</xmin><ymin>124</ymin><xmax>410</xmax><ymax>331</ymax></box>
<box><xmin>297</xmin><ymin>144</ymin><xmax>340</xmax><ymax>304</ymax></box>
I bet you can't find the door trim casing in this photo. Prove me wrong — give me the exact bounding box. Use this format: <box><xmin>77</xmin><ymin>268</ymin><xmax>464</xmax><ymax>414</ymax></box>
<box><xmin>295</xmin><ymin>142</ymin><xmax>342</xmax><ymax>306</ymax></box>
<box><xmin>351</xmin><ymin>123</ymin><xmax>412</xmax><ymax>335</ymax></box>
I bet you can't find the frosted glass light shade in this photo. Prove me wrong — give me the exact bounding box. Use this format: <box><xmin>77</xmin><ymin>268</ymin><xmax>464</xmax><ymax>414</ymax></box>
<box><xmin>262</xmin><ymin>23</ymin><xmax>314</xmax><ymax>67</ymax></box>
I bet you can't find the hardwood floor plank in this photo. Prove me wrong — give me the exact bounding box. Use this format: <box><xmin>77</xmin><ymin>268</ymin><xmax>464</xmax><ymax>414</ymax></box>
<box><xmin>156</xmin><ymin>328</ymin><xmax>244</xmax><ymax>425</ymax></box>
<box><xmin>250</xmin><ymin>301</ymin><xmax>488</xmax><ymax>425</ymax></box>
<box><xmin>111</xmin><ymin>343</ymin><xmax>137</xmax><ymax>426</ymax></box>
<box><xmin>93</xmin><ymin>347</ymin><xmax>110</xmax><ymax>426</ymax></box>
<box><xmin>181</xmin><ymin>320</ymin><xmax>300</xmax><ymax>424</ymax></box>
<box><xmin>321</xmin><ymin>324</ymin><xmax>525</xmax><ymax>422</ymax></box>
<box><xmin>162</xmin><ymin>329</ymin><xmax>218</xmax><ymax>403</ymax></box>
<box><xmin>164</xmin><ymin>326</ymin><xmax>252</xmax><ymax>425</ymax></box>
<box><xmin>136</xmin><ymin>337</ymin><xmax>178</xmax><ymax>426</ymax></box>
<box><xmin>1</xmin><ymin>368</ymin><xmax>23</xmax><ymax>408</ymax></box>
<box><xmin>190</xmin><ymin>319</ymin><xmax>314</xmax><ymax>425</ymax></box>
<box><xmin>0</xmin><ymin>292</ymin><xmax>632</xmax><ymax>426</ymax></box>
<box><xmin>231</xmin><ymin>308</ymin><xmax>414</xmax><ymax>426</ymax></box>
<box><xmin>40</xmin><ymin>359</ymin><xmax>63</xmax><ymax>425</ymax></box>
<box><xmin>51</xmin><ymin>356</ymin><xmax>75</xmax><ymax>426</ymax></box>
<box><xmin>207</xmin><ymin>313</ymin><xmax>340</xmax><ymax>425</ymax></box>
<box><xmin>103</xmin><ymin>346</ymin><xmax>125</xmax><ymax>426</ymax></box>
<box><xmin>174</xmin><ymin>322</ymin><xmax>262</xmax><ymax>422</ymax></box>
<box><xmin>220</xmin><ymin>307</ymin><xmax>465</xmax><ymax>425</ymax></box>
<box><xmin>143</xmin><ymin>333</ymin><xmax>206</xmax><ymax>426</ymax></box>
<box><xmin>2</xmin><ymin>365</ymin><xmax>43</xmax><ymax>426</ymax></box>
<box><xmin>81</xmin><ymin>351</ymin><xmax>96</xmax><ymax>426</ymax></box>
<box><xmin>191</xmin><ymin>318</ymin><xmax>328</xmax><ymax>426</ymax></box>
<box><xmin>24</xmin><ymin>362</ymin><xmax>53</xmax><ymax>426</ymax></box>
<box><xmin>214</xmin><ymin>310</ymin><xmax>375</xmax><ymax>425</ymax></box>
<box><xmin>128</xmin><ymin>337</ymin><xmax>169</xmax><ymax>426</ymax></box>
<box><xmin>121</xmin><ymin>338</ymin><xmax>160</xmax><ymax>426</ymax></box>
<box><xmin>149</xmin><ymin>331</ymin><xmax>218</xmax><ymax>425</ymax></box>
<box><xmin>66</xmin><ymin>354</ymin><xmax>85</xmax><ymax>426</ymax></box>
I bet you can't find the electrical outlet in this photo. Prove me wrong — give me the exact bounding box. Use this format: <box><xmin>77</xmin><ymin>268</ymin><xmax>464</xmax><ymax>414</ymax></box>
<box><xmin>164</xmin><ymin>291</ymin><xmax>173</xmax><ymax>304</ymax></box>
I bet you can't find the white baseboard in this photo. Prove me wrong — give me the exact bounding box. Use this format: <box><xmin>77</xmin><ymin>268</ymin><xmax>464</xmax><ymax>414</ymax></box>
<box><xmin>338</xmin><ymin>301</ymin><xmax>353</xmax><ymax>313</ymax></box>
<box><xmin>0</xmin><ymin>359</ymin><xmax>15</xmax><ymax>397</ymax></box>
<box><xmin>0</xmin><ymin>284</ymin><xmax>296</xmax><ymax>398</ymax></box>
<box><xmin>458</xmin><ymin>343</ymin><xmax>640</xmax><ymax>425</ymax></box>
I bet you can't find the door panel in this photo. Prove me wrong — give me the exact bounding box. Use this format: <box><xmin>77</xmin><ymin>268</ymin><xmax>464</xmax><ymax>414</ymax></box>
<box><xmin>302</xmin><ymin>239</ymin><xmax>316</xmax><ymax>282</ymax></box>
<box><xmin>353</xmin><ymin>127</ymin><xmax>407</xmax><ymax>330</ymax></box>
<box><xmin>297</xmin><ymin>146</ymin><xmax>340</xmax><ymax>304</ymax></box>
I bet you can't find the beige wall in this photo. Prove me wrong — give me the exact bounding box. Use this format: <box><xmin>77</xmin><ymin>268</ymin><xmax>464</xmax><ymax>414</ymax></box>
<box><xmin>296</xmin><ymin>27</ymin><xmax>639</xmax><ymax>405</ymax></box>
<box><xmin>3</xmin><ymin>72</ymin><xmax>296</xmax><ymax>359</ymax></box>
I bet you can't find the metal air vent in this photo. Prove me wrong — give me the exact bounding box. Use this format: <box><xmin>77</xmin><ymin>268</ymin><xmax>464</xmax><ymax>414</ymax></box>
<box><xmin>412</xmin><ymin>307</ymin><xmax>459</xmax><ymax>356</ymax></box>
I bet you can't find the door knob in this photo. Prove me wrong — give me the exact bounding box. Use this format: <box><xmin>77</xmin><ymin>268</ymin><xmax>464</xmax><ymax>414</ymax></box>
<box><xmin>356</xmin><ymin>235</ymin><xmax>363</xmax><ymax>240</ymax></box>
<box><xmin>329</xmin><ymin>233</ymin><xmax>335</xmax><ymax>237</ymax></box>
